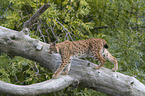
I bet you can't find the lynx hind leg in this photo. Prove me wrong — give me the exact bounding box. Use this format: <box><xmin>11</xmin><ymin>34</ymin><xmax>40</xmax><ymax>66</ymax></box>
<box><xmin>94</xmin><ymin>52</ymin><xmax>106</xmax><ymax>70</ymax></box>
<box><xmin>103</xmin><ymin>49</ymin><xmax>118</xmax><ymax>71</ymax></box>
<box><xmin>52</xmin><ymin>59</ymin><xmax>70</xmax><ymax>78</ymax></box>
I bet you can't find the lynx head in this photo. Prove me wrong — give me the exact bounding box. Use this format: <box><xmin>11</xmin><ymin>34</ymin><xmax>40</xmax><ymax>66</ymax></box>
<box><xmin>49</xmin><ymin>43</ymin><xmax>59</xmax><ymax>53</ymax></box>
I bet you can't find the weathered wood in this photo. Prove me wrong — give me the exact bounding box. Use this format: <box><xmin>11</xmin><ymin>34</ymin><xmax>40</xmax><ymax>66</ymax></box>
<box><xmin>0</xmin><ymin>26</ymin><xmax>145</xmax><ymax>96</ymax></box>
<box><xmin>0</xmin><ymin>75</ymin><xmax>73</xmax><ymax>96</ymax></box>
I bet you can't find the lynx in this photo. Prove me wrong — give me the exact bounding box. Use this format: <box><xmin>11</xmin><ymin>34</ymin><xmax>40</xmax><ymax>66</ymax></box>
<box><xmin>49</xmin><ymin>38</ymin><xmax>118</xmax><ymax>78</ymax></box>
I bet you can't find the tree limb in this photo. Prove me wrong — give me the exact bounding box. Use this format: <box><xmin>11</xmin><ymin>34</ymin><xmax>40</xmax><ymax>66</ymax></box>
<box><xmin>0</xmin><ymin>75</ymin><xmax>73</xmax><ymax>96</ymax></box>
<box><xmin>56</xmin><ymin>19</ymin><xmax>73</xmax><ymax>41</ymax></box>
<box><xmin>94</xmin><ymin>26</ymin><xmax>109</xmax><ymax>30</ymax></box>
<box><xmin>24</xmin><ymin>4</ymin><xmax>51</xmax><ymax>28</ymax></box>
<box><xmin>94</xmin><ymin>25</ymin><xmax>145</xmax><ymax>30</ymax></box>
<box><xmin>0</xmin><ymin>26</ymin><xmax>145</xmax><ymax>96</ymax></box>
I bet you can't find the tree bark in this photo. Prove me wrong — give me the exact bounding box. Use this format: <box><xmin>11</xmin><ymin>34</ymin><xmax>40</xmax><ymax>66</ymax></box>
<box><xmin>0</xmin><ymin>26</ymin><xmax>145</xmax><ymax>96</ymax></box>
<box><xmin>0</xmin><ymin>76</ymin><xmax>73</xmax><ymax>96</ymax></box>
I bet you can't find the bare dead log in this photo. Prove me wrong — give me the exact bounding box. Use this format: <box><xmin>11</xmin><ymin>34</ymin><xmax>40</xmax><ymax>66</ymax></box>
<box><xmin>0</xmin><ymin>26</ymin><xmax>145</xmax><ymax>96</ymax></box>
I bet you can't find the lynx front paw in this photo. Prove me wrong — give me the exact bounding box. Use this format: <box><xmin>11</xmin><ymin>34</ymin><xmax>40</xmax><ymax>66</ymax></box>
<box><xmin>62</xmin><ymin>71</ymin><xmax>68</xmax><ymax>75</ymax></box>
<box><xmin>52</xmin><ymin>74</ymin><xmax>59</xmax><ymax>79</ymax></box>
<box><xmin>94</xmin><ymin>65</ymin><xmax>100</xmax><ymax>70</ymax></box>
<box><xmin>112</xmin><ymin>68</ymin><xmax>118</xmax><ymax>72</ymax></box>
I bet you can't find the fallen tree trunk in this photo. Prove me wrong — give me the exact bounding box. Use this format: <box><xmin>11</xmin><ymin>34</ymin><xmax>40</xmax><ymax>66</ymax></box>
<box><xmin>0</xmin><ymin>26</ymin><xmax>145</xmax><ymax>96</ymax></box>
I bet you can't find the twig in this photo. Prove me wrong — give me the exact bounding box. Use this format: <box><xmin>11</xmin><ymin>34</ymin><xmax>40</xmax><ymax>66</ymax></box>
<box><xmin>38</xmin><ymin>25</ymin><xmax>46</xmax><ymax>42</ymax></box>
<box><xmin>94</xmin><ymin>25</ymin><xmax>145</xmax><ymax>30</ymax></box>
<box><xmin>14</xmin><ymin>75</ymin><xmax>23</xmax><ymax>85</ymax></box>
<box><xmin>56</xmin><ymin>19</ymin><xmax>73</xmax><ymax>41</ymax></box>
<box><xmin>49</xmin><ymin>23</ymin><xmax>58</xmax><ymax>41</ymax></box>
<box><xmin>94</xmin><ymin>26</ymin><xmax>109</xmax><ymax>29</ymax></box>
<box><xmin>34</xmin><ymin>62</ymin><xmax>40</xmax><ymax>76</ymax></box>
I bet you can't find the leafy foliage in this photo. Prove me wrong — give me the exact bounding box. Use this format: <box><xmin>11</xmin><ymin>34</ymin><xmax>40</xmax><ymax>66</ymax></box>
<box><xmin>0</xmin><ymin>55</ymin><xmax>52</xmax><ymax>84</ymax></box>
<box><xmin>0</xmin><ymin>0</ymin><xmax>145</xmax><ymax>96</ymax></box>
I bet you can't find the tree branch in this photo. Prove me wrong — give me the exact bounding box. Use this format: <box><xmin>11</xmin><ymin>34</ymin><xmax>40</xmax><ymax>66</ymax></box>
<box><xmin>72</xmin><ymin>60</ymin><xmax>145</xmax><ymax>96</ymax></box>
<box><xmin>94</xmin><ymin>26</ymin><xmax>109</xmax><ymax>30</ymax></box>
<box><xmin>0</xmin><ymin>75</ymin><xmax>73</xmax><ymax>96</ymax></box>
<box><xmin>24</xmin><ymin>4</ymin><xmax>51</xmax><ymax>28</ymax></box>
<box><xmin>56</xmin><ymin>19</ymin><xmax>73</xmax><ymax>41</ymax></box>
<box><xmin>0</xmin><ymin>26</ymin><xmax>145</xmax><ymax>96</ymax></box>
<box><xmin>94</xmin><ymin>25</ymin><xmax>145</xmax><ymax>30</ymax></box>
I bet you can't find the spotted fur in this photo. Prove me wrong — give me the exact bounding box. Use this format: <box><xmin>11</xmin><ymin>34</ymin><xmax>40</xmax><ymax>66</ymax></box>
<box><xmin>49</xmin><ymin>38</ymin><xmax>118</xmax><ymax>78</ymax></box>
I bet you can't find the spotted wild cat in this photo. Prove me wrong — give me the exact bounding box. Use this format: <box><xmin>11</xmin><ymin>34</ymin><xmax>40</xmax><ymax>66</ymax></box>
<box><xmin>49</xmin><ymin>38</ymin><xmax>118</xmax><ymax>78</ymax></box>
